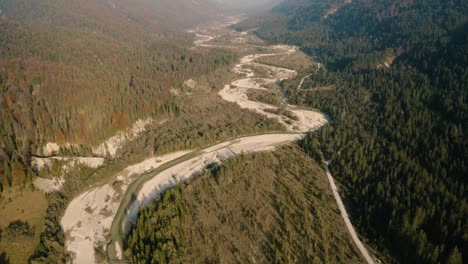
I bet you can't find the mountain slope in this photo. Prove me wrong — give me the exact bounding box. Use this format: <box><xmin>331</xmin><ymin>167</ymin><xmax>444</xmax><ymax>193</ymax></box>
<box><xmin>238</xmin><ymin>0</ymin><xmax>468</xmax><ymax>263</ymax></box>
<box><xmin>127</xmin><ymin>146</ymin><xmax>365</xmax><ymax>263</ymax></box>
<box><xmin>0</xmin><ymin>2</ymin><xmax>287</xmax><ymax>263</ymax></box>
<box><xmin>250</xmin><ymin>0</ymin><xmax>468</xmax><ymax>69</ymax></box>
<box><xmin>0</xmin><ymin>0</ymin><xmax>220</xmax><ymax>29</ymax></box>
<box><xmin>0</xmin><ymin>0</ymin><xmax>231</xmax><ymax>193</ymax></box>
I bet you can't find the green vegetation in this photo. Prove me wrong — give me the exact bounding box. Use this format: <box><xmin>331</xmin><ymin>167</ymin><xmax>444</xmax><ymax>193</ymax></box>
<box><xmin>296</xmin><ymin>64</ymin><xmax>467</xmax><ymax>263</ymax></box>
<box><xmin>297</xmin><ymin>69</ymin><xmax>339</xmax><ymax>92</ymax></box>
<box><xmin>247</xmin><ymin>89</ymin><xmax>283</xmax><ymax>106</ymax></box>
<box><xmin>1</xmin><ymin>0</ymin><xmax>466</xmax><ymax>263</ymax></box>
<box><xmin>126</xmin><ymin>146</ymin><xmax>364</xmax><ymax>263</ymax></box>
<box><xmin>246</xmin><ymin>0</ymin><xmax>467</xmax><ymax>71</ymax></box>
<box><xmin>255</xmin><ymin>50</ymin><xmax>314</xmax><ymax>70</ymax></box>
<box><xmin>237</xmin><ymin>0</ymin><xmax>468</xmax><ymax>263</ymax></box>
<box><xmin>264</xmin><ymin>107</ymin><xmax>299</xmax><ymax>121</ymax></box>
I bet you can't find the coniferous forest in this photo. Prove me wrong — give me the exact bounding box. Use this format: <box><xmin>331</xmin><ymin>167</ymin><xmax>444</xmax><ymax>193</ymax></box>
<box><xmin>127</xmin><ymin>147</ymin><xmax>366</xmax><ymax>264</ymax></box>
<box><xmin>234</xmin><ymin>0</ymin><xmax>467</xmax><ymax>263</ymax></box>
<box><xmin>0</xmin><ymin>0</ymin><xmax>466</xmax><ymax>263</ymax></box>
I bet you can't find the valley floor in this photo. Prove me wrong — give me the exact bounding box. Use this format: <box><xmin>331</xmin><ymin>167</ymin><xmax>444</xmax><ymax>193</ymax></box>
<box><xmin>52</xmin><ymin>15</ymin><xmax>375</xmax><ymax>264</ymax></box>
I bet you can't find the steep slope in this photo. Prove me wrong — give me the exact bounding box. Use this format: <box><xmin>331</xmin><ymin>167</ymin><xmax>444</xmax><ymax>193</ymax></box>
<box><xmin>126</xmin><ymin>146</ymin><xmax>364</xmax><ymax>263</ymax></box>
<box><xmin>238</xmin><ymin>0</ymin><xmax>468</xmax><ymax>263</ymax></box>
<box><xmin>251</xmin><ymin>0</ymin><xmax>467</xmax><ymax>70</ymax></box>
<box><xmin>0</xmin><ymin>0</ymin><xmax>227</xmax><ymax>192</ymax></box>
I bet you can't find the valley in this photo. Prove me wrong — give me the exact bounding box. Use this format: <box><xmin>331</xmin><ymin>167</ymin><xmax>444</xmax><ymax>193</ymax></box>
<box><xmin>0</xmin><ymin>1</ymin><xmax>465</xmax><ymax>263</ymax></box>
<box><xmin>54</xmin><ymin>16</ymin><xmax>374</xmax><ymax>264</ymax></box>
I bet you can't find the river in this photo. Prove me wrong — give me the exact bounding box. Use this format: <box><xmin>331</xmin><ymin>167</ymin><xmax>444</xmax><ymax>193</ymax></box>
<box><xmin>61</xmin><ymin>16</ymin><xmax>373</xmax><ymax>264</ymax></box>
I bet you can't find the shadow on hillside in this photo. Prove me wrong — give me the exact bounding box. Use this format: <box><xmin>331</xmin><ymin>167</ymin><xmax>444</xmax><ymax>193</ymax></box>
<box><xmin>0</xmin><ymin>252</ymin><xmax>9</xmax><ymax>264</ymax></box>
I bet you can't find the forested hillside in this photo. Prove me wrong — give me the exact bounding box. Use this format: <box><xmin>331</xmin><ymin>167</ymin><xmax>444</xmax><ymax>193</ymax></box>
<box><xmin>126</xmin><ymin>146</ymin><xmax>364</xmax><ymax>263</ymax></box>
<box><xmin>241</xmin><ymin>0</ymin><xmax>467</xmax><ymax>69</ymax></box>
<box><xmin>0</xmin><ymin>1</ymin><xmax>265</xmax><ymax>262</ymax></box>
<box><xmin>0</xmin><ymin>0</ymin><xmax>230</xmax><ymax>192</ymax></box>
<box><xmin>236</xmin><ymin>0</ymin><xmax>467</xmax><ymax>263</ymax></box>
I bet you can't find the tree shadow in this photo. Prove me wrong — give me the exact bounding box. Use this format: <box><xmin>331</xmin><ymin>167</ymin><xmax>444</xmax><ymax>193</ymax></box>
<box><xmin>0</xmin><ymin>252</ymin><xmax>9</xmax><ymax>264</ymax></box>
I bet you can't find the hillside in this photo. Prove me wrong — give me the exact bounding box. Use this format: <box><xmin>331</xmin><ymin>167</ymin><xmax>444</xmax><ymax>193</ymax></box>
<box><xmin>246</xmin><ymin>0</ymin><xmax>468</xmax><ymax>71</ymax></box>
<box><xmin>0</xmin><ymin>0</ymin><xmax>229</xmax><ymax>193</ymax></box>
<box><xmin>235</xmin><ymin>0</ymin><xmax>468</xmax><ymax>263</ymax></box>
<box><xmin>126</xmin><ymin>146</ymin><xmax>365</xmax><ymax>263</ymax></box>
<box><xmin>0</xmin><ymin>1</ymin><xmax>267</xmax><ymax>263</ymax></box>
<box><xmin>0</xmin><ymin>0</ymin><xmax>466</xmax><ymax>263</ymax></box>
<box><xmin>0</xmin><ymin>0</ymin><xmax>220</xmax><ymax>29</ymax></box>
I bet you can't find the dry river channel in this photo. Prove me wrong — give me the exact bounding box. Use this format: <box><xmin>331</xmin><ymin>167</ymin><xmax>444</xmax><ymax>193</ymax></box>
<box><xmin>60</xmin><ymin>16</ymin><xmax>374</xmax><ymax>264</ymax></box>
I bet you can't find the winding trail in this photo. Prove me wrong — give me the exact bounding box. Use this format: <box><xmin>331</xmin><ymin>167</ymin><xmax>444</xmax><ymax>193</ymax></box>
<box><xmin>298</xmin><ymin>74</ymin><xmax>312</xmax><ymax>91</ymax></box>
<box><xmin>61</xmin><ymin>15</ymin><xmax>374</xmax><ymax>264</ymax></box>
<box><xmin>325</xmin><ymin>161</ymin><xmax>375</xmax><ymax>264</ymax></box>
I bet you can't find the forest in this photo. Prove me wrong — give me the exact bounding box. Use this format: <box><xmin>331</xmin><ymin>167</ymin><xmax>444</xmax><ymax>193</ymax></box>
<box><xmin>126</xmin><ymin>146</ymin><xmax>367</xmax><ymax>264</ymax></box>
<box><xmin>234</xmin><ymin>0</ymin><xmax>467</xmax><ymax>263</ymax></box>
<box><xmin>0</xmin><ymin>0</ymin><xmax>466</xmax><ymax>263</ymax></box>
<box><xmin>0</xmin><ymin>0</ymin><xmax>280</xmax><ymax>262</ymax></box>
<box><xmin>0</xmin><ymin>0</ymin><xmax>237</xmax><ymax>193</ymax></box>
<box><xmin>24</xmin><ymin>92</ymin><xmax>284</xmax><ymax>263</ymax></box>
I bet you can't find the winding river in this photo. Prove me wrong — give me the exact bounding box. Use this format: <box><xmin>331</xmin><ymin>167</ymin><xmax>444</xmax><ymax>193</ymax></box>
<box><xmin>61</xmin><ymin>16</ymin><xmax>374</xmax><ymax>264</ymax></box>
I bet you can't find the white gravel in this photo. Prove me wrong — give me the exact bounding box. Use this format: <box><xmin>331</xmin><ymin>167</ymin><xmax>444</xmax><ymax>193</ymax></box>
<box><xmin>41</xmin><ymin>118</ymin><xmax>156</xmax><ymax>159</ymax></box>
<box><xmin>62</xmin><ymin>17</ymin><xmax>332</xmax><ymax>263</ymax></box>
<box><xmin>61</xmin><ymin>151</ymin><xmax>190</xmax><ymax>264</ymax></box>
<box><xmin>92</xmin><ymin>118</ymin><xmax>154</xmax><ymax>157</ymax></box>
<box><xmin>32</xmin><ymin>157</ymin><xmax>105</xmax><ymax>193</ymax></box>
<box><xmin>32</xmin><ymin>157</ymin><xmax>105</xmax><ymax>171</ymax></box>
<box><xmin>219</xmin><ymin>44</ymin><xmax>328</xmax><ymax>133</ymax></box>
<box><xmin>42</xmin><ymin>143</ymin><xmax>60</xmax><ymax>156</ymax></box>
<box><xmin>33</xmin><ymin>177</ymin><xmax>65</xmax><ymax>193</ymax></box>
<box><xmin>123</xmin><ymin>134</ymin><xmax>303</xmax><ymax>234</ymax></box>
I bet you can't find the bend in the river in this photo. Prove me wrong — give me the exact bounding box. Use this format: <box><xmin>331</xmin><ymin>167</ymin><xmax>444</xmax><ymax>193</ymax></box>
<box><xmin>104</xmin><ymin>17</ymin><xmax>327</xmax><ymax>262</ymax></box>
<box><xmin>60</xmin><ymin>15</ymin><xmax>373</xmax><ymax>264</ymax></box>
